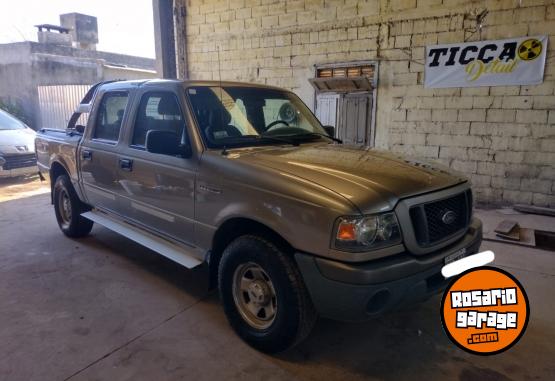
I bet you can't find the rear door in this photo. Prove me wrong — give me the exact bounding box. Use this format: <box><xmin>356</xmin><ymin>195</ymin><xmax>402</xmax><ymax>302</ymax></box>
<box><xmin>78</xmin><ymin>89</ymin><xmax>130</xmax><ymax>213</ymax></box>
<box><xmin>115</xmin><ymin>89</ymin><xmax>197</xmax><ymax>244</ymax></box>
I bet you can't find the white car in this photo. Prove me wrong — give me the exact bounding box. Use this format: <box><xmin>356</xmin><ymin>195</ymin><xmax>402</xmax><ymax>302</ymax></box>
<box><xmin>0</xmin><ymin>109</ymin><xmax>37</xmax><ymax>178</ymax></box>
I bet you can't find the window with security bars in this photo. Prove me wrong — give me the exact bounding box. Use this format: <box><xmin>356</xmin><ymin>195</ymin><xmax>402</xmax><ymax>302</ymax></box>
<box><xmin>316</xmin><ymin>65</ymin><xmax>374</xmax><ymax>79</ymax></box>
<box><xmin>312</xmin><ymin>64</ymin><xmax>375</xmax><ymax>93</ymax></box>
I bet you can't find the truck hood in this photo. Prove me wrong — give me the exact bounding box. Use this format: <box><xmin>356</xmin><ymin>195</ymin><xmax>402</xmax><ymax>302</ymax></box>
<box><xmin>232</xmin><ymin>144</ymin><xmax>466</xmax><ymax>213</ymax></box>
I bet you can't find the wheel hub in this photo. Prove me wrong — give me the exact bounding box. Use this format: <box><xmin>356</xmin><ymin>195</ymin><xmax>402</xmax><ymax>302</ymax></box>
<box><xmin>58</xmin><ymin>189</ymin><xmax>72</xmax><ymax>228</ymax></box>
<box><xmin>248</xmin><ymin>281</ymin><xmax>270</xmax><ymax>305</ymax></box>
<box><xmin>232</xmin><ymin>262</ymin><xmax>277</xmax><ymax>330</ymax></box>
<box><xmin>63</xmin><ymin>195</ymin><xmax>71</xmax><ymax>217</ymax></box>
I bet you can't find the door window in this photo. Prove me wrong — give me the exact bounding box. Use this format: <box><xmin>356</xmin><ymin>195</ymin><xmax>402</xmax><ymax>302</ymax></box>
<box><xmin>93</xmin><ymin>92</ymin><xmax>129</xmax><ymax>142</ymax></box>
<box><xmin>131</xmin><ymin>92</ymin><xmax>186</xmax><ymax>148</ymax></box>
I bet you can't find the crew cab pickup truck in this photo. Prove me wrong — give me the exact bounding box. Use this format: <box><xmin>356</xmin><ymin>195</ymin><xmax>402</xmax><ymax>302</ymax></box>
<box><xmin>36</xmin><ymin>79</ymin><xmax>482</xmax><ymax>353</ymax></box>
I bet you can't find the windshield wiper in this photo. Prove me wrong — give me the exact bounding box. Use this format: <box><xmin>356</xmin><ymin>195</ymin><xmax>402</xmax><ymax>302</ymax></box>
<box><xmin>245</xmin><ymin>134</ymin><xmax>300</xmax><ymax>146</ymax></box>
<box><xmin>298</xmin><ymin>132</ymin><xmax>343</xmax><ymax>144</ymax></box>
<box><xmin>220</xmin><ymin>134</ymin><xmax>299</xmax><ymax>154</ymax></box>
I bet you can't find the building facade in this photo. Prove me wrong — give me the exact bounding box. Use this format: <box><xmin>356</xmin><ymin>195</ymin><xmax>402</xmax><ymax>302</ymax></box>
<box><xmin>0</xmin><ymin>13</ymin><xmax>156</xmax><ymax>130</ymax></box>
<box><xmin>167</xmin><ymin>0</ymin><xmax>555</xmax><ymax>207</ymax></box>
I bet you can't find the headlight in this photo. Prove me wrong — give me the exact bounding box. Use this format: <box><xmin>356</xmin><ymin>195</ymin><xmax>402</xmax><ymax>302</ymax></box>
<box><xmin>334</xmin><ymin>212</ymin><xmax>401</xmax><ymax>252</ymax></box>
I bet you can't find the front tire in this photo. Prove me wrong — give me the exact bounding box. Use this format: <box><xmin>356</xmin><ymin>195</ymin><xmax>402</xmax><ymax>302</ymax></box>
<box><xmin>53</xmin><ymin>175</ymin><xmax>93</xmax><ymax>238</ymax></box>
<box><xmin>218</xmin><ymin>235</ymin><xmax>317</xmax><ymax>353</ymax></box>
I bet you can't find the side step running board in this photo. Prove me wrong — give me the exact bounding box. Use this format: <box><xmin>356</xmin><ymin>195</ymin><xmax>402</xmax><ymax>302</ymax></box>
<box><xmin>82</xmin><ymin>210</ymin><xmax>203</xmax><ymax>269</ymax></box>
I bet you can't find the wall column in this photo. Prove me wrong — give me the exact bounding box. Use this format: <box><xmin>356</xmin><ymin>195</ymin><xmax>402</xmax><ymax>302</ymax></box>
<box><xmin>152</xmin><ymin>0</ymin><xmax>177</xmax><ymax>79</ymax></box>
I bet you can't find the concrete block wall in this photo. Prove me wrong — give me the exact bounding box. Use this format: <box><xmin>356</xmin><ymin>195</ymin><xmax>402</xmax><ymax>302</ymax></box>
<box><xmin>179</xmin><ymin>0</ymin><xmax>555</xmax><ymax>207</ymax></box>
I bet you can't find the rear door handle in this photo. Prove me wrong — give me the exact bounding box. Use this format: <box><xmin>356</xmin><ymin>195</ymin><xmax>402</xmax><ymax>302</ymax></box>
<box><xmin>119</xmin><ymin>158</ymin><xmax>133</xmax><ymax>172</ymax></box>
<box><xmin>82</xmin><ymin>150</ymin><xmax>92</xmax><ymax>160</ymax></box>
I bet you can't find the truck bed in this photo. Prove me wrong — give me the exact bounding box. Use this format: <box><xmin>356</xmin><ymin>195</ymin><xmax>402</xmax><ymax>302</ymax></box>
<box><xmin>35</xmin><ymin>128</ymin><xmax>82</xmax><ymax>182</ymax></box>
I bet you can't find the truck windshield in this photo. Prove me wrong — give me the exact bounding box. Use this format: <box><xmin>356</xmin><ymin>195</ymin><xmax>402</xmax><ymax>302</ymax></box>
<box><xmin>0</xmin><ymin>110</ymin><xmax>26</xmax><ymax>130</ymax></box>
<box><xmin>186</xmin><ymin>86</ymin><xmax>329</xmax><ymax>148</ymax></box>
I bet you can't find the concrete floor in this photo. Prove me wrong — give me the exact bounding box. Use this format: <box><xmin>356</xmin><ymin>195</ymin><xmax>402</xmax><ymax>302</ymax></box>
<box><xmin>0</xmin><ymin>177</ymin><xmax>554</xmax><ymax>381</ymax></box>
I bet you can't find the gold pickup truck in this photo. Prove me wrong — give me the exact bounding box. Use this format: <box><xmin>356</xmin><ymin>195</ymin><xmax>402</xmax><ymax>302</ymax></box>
<box><xmin>35</xmin><ymin>79</ymin><xmax>482</xmax><ymax>353</ymax></box>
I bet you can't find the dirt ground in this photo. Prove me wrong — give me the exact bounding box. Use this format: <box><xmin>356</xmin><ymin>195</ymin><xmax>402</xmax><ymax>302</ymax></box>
<box><xmin>0</xmin><ymin>175</ymin><xmax>49</xmax><ymax>202</ymax></box>
<box><xmin>0</xmin><ymin>177</ymin><xmax>554</xmax><ymax>381</ymax></box>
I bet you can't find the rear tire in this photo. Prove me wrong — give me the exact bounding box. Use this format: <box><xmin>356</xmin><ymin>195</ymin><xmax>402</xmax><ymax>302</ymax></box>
<box><xmin>53</xmin><ymin>175</ymin><xmax>93</xmax><ymax>238</ymax></box>
<box><xmin>218</xmin><ymin>235</ymin><xmax>317</xmax><ymax>353</ymax></box>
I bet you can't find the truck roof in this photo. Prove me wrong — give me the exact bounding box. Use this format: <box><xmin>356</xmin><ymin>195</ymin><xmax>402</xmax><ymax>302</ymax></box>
<box><xmin>99</xmin><ymin>79</ymin><xmax>286</xmax><ymax>92</ymax></box>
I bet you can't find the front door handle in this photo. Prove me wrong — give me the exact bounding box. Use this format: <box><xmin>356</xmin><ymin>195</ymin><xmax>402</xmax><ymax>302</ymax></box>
<box><xmin>82</xmin><ymin>150</ymin><xmax>92</xmax><ymax>160</ymax></box>
<box><xmin>119</xmin><ymin>158</ymin><xmax>133</xmax><ymax>172</ymax></box>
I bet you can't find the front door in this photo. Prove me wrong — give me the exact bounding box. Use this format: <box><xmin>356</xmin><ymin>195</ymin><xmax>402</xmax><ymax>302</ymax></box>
<box><xmin>115</xmin><ymin>90</ymin><xmax>196</xmax><ymax>244</ymax></box>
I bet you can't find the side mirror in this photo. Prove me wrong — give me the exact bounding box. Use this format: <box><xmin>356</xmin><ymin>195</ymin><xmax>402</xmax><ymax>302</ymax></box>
<box><xmin>323</xmin><ymin>125</ymin><xmax>335</xmax><ymax>137</ymax></box>
<box><xmin>75</xmin><ymin>124</ymin><xmax>86</xmax><ymax>134</ymax></box>
<box><xmin>146</xmin><ymin>130</ymin><xmax>192</xmax><ymax>158</ymax></box>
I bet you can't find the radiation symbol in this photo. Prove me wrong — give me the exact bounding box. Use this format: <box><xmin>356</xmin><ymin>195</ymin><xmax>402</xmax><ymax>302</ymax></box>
<box><xmin>518</xmin><ymin>39</ymin><xmax>542</xmax><ymax>61</ymax></box>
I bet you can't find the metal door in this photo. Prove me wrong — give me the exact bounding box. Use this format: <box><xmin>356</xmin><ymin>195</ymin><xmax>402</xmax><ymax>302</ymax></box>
<box><xmin>38</xmin><ymin>85</ymin><xmax>90</xmax><ymax>129</ymax></box>
<box><xmin>315</xmin><ymin>92</ymin><xmax>373</xmax><ymax>146</ymax></box>
<box><xmin>337</xmin><ymin>93</ymin><xmax>372</xmax><ymax>145</ymax></box>
<box><xmin>315</xmin><ymin>94</ymin><xmax>339</xmax><ymax>128</ymax></box>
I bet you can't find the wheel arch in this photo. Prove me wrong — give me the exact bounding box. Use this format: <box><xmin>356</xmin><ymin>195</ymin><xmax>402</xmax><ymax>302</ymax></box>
<box><xmin>49</xmin><ymin>161</ymin><xmax>70</xmax><ymax>204</ymax></box>
<box><xmin>208</xmin><ymin>217</ymin><xmax>295</xmax><ymax>289</ymax></box>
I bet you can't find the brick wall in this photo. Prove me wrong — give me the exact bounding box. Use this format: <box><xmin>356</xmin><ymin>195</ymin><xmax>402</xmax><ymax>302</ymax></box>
<box><xmin>178</xmin><ymin>0</ymin><xmax>555</xmax><ymax>206</ymax></box>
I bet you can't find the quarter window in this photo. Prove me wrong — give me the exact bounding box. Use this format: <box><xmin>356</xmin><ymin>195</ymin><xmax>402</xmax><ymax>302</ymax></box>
<box><xmin>94</xmin><ymin>92</ymin><xmax>129</xmax><ymax>142</ymax></box>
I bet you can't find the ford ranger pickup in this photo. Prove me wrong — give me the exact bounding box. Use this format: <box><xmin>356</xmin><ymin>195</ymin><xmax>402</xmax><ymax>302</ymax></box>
<box><xmin>35</xmin><ymin>79</ymin><xmax>483</xmax><ymax>353</ymax></box>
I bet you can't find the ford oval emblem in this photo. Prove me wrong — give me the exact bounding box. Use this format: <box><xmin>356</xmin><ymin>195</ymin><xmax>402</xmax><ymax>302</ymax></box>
<box><xmin>441</xmin><ymin>210</ymin><xmax>457</xmax><ymax>225</ymax></box>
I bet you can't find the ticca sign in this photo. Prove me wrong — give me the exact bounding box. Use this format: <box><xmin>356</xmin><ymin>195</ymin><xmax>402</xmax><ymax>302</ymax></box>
<box><xmin>425</xmin><ymin>36</ymin><xmax>547</xmax><ymax>88</ymax></box>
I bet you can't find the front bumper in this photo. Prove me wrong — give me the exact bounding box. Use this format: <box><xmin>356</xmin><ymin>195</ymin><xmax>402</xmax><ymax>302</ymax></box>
<box><xmin>295</xmin><ymin>217</ymin><xmax>483</xmax><ymax>322</ymax></box>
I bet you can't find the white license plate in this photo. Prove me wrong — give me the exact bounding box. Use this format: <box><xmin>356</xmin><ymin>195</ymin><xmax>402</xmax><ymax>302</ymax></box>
<box><xmin>444</xmin><ymin>248</ymin><xmax>467</xmax><ymax>265</ymax></box>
